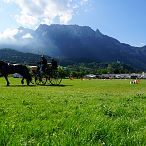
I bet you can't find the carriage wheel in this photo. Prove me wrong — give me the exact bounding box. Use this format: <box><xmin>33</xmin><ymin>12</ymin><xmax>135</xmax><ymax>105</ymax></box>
<box><xmin>35</xmin><ymin>74</ymin><xmax>47</xmax><ymax>85</ymax></box>
<box><xmin>49</xmin><ymin>70</ymin><xmax>62</xmax><ymax>85</ymax></box>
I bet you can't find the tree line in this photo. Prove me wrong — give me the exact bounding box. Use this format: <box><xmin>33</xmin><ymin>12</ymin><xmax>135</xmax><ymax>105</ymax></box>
<box><xmin>60</xmin><ymin>62</ymin><xmax>138</xmax><ymax>78</ymax></box>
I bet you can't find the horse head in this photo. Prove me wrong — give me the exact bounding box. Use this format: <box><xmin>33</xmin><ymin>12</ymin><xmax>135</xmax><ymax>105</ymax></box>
<box><xmin>0</xmin><ymin>61</ymin><xmax>7</xmax><ymax>68</ymax></box>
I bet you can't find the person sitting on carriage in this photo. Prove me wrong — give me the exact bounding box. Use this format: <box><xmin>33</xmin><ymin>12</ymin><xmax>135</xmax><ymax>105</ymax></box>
<box><xmin>38</xmin><ymin>55</ymin><xmax>47</xmax><ymax>73</ymax></box>
<box><xmin>51</xmin><ymin>58</ymin><xmax>58</xmax><ymax>70</ymax></box>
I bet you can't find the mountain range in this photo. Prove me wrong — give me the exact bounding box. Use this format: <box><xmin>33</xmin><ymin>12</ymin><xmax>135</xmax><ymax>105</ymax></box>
<box><xmin>0</xmin><ymin>24</ymin><xmax>146</xmax><ymax>70</ymax></box>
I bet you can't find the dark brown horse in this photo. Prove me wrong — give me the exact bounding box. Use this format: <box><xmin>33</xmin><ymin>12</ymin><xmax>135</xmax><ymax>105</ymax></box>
<box><xmin>0</xmin><ymin>61</ymin><xmax>32</xmax><ymax>86</ymax></box>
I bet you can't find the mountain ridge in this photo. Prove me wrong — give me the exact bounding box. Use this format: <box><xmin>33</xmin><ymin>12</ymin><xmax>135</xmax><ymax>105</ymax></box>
<box><xmin>0</xmin><ymin>24</ymin><xmax>146</xmax><ymax>70</ymax></box>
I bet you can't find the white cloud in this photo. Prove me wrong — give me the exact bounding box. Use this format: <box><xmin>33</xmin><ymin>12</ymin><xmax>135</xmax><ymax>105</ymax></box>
<box><xmin>0</xmin><ymin>27</ymin><xmax>34</xmax><ymax>43</ymax></box>
<box><xmin>59</xmin><ymin>11</ymin><xmax>73</xmax><ymax>24</ymax></box>
<box><xmin>0</xmin><ymin>0</ymin><xmax>89</xmax><ymax>41</ymax></box>
<box><xmin>15</xmin><ymin>13</ymin><xmax>38</xmax><ymax>26</ymax></box>
<box><xmin>139</xmin><ymin>42</ymin><xmax>145</xmax><ymax>47</ymax></box>
<box><xmin>22</xmin><ymin>33</ymin><xmax>33</xmax><ymax>39</ymax></box>
<box><xmin>0</xmin><ymin>28</ymin><xmax>18</xmax><ymax>41</ymax></box>
<box><xmin>3</xmin><ymin>0</ymin><xmax>89</xmax><ymax>27</ymax></box>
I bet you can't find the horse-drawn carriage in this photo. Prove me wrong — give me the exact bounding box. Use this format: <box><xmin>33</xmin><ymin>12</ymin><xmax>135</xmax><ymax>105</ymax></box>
<box><xmin>0</xmin><ymin>61</ymin><xmax>63</xmax><ymax>86</ymax></box>
<box><xmin>31</xmin><ymin>63</ymin><xmax>62</xmax><ymax>86</ymax></box>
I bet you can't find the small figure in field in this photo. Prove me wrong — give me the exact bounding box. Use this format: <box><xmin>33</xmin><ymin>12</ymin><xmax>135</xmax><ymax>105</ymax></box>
<box><xmin>39</xmin><ymin>55</ymin><xmax>47</xmax><ymax>73</ymax></box>
<box><xmin>51</xmin><ymin>58</ymin><xmax>58</xmax><ymax>70</ymax></box>
<box><xmin>130</xmin><ymin>79</ymin><xmax>140</xmax><ymax>84</ymax></box>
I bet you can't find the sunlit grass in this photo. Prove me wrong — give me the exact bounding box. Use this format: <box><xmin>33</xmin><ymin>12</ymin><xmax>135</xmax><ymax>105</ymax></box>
<box><xmin>0</xmin><ymin>77</ymin><xmax>146</xmax><ymax>145</ymax></box>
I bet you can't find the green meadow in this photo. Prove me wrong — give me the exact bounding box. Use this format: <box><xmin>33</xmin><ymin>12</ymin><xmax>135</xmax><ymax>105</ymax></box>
<box><xmin>0</xmin><ymin>77</ymin><xmax>146</xmax><ymax>146</ymax></box>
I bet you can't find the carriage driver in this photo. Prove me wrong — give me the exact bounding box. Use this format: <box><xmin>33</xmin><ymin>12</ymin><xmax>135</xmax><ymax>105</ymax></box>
<box><xmin>39</xmin><ymin>55</ymin><xmax>47</xmax><ymax>73</ymax></box>
<box><xmin>51</xmin><ymin>58</ymin><xmax>58</xmax><ymax>70</ymax></box>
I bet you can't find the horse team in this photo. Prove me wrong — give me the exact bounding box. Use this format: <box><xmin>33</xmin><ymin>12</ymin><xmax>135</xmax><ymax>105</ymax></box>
<box><xmin>0</xmin><ymin>61</ymin><xmax>32</xmax><ymax>86</ymax></box>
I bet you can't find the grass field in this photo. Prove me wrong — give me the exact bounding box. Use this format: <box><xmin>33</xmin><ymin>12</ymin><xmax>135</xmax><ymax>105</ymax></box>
<box><xmin>0</xmin><ymin>77</ymin><xmax>146</xmax><ymax>145</ymax></box>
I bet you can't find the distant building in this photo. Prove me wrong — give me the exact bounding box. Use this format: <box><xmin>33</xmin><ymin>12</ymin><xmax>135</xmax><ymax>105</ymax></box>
<box><xmin>84</xmin><ymin>74</ymin><xmax>96</xmax><ymax>79</ymax></box>
<box><xmin>141</xmin><ymin>72</ymin><xmax>146</xmax><ymax>79</ymax></box>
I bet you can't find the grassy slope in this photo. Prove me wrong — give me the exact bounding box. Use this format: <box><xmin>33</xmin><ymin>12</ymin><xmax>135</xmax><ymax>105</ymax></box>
<box><xmin>0</xmin><ymin>78</ymin><xmax>146</xmax><ymax>145</ymax></box>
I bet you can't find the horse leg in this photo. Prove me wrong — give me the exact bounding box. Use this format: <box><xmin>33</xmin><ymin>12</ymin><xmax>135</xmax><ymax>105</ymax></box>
<box><xmin>25</xmin><ymin>74</ymin><xmax>32</xmax><ymax>86</ymax></box>
<box><xmin>4</xmin><ymin>75</ymin><xmax>10</xmax><ymax>86</ymax></box>
<box><xmin>26</xmin><ymin>79</ymin><xmax>30</xmax><ymax>86</ymax></box>
<box><xmin>21</xmin><ymin>77</ymin><xmax>24</xmax><ymax>84</ymax></box>
<box><xmin>21</xmin><ymin>77</ymin><xmax>30</xmax><ymax>85</ymax></box>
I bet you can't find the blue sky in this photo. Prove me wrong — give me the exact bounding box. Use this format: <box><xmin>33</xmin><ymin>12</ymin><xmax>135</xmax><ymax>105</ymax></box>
<box><xmin>0</xmin><ymin>0</ymin><xmax>146</xmax><ymax>47</ymax></box>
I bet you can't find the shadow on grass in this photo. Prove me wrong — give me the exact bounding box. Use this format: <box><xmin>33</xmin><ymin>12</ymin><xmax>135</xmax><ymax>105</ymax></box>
<box><xmin>3</xmin><ymin>84</ymin><xmax>36</xmax><ymax>87</ymax></box>
<box><xmin>36</xmin><ymin>84</ymin><xmax>73</xmax><ymax>87</ymax></box>
<box><xmin>2</xmin><ymin>84</ymin><xmax>73</xmax><ymax>87</ymax></box>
